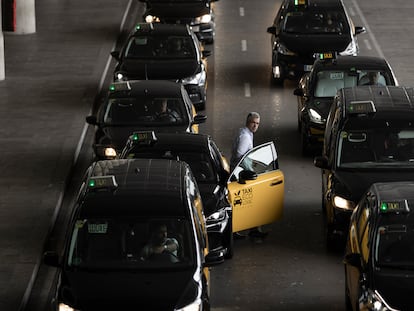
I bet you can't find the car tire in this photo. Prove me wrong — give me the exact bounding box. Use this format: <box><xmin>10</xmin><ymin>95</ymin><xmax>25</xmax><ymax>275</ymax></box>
<box><xmin>223</xmin><ymin>220</ymin><xmax>234</xmax><ymax>259</ymax></box>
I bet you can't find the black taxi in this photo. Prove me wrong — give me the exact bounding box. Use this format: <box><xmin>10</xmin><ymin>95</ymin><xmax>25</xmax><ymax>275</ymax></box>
<box><xmin>314</xmin><ymin>86</ymin><xmax>414</xmax><ymax>247</ymax></box>
<box><xmin>85</xmin><ymin>80</ymin><xmax>206</xmax><ymax>160</ymax></box>
<box><xmin>110</xmin><ymin>22</ymin><xmax>210</xmax><ymax>110</ymax></box>
<box><xmin>344</xmin><ymin>181</ymin><xmax>414</xmax><ymax>311</ymax></box>
<box><xmin>294</xmin><ymin>53</ymin><xmax>398</xmax><ymax>155</ymax></box>
<box><xmin>266</xmin><ymin>0</ymin><xmax>365</xmax><ymax>85</ymax></box>
<box><xmin>43</xmin><ymin>158</ymin><xmax>224</xmax><ymax>310</ymax></box>
<box><xmin>120</xmin><ymin>131</ymin><xmax>286</xmax><ymax>257</ymax></box>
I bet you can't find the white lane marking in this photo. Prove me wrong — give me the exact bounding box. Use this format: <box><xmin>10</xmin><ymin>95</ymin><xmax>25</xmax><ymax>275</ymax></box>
<box><xmin>244</xmin><ymin>83</ymin><xmax>251</xmax><ymax>97</ymax></box>
<box><xmin>240</xmin><ymin>7</ymin><xmax>245</xmax><ymax>17</ymax></box>
<box><xmin>363</xmin><ymin>39</ymin><xmax>372</xmax><ymax>51</ymax></box>
<box><xmin>241</xmin><ymin>39</ymin><xmax>247</xmax><ymax>51</ymax></box>
<box><xmin>350</xmin><ymin>0</ymin><xmax>385</xmax><ymax>59</ymax></box>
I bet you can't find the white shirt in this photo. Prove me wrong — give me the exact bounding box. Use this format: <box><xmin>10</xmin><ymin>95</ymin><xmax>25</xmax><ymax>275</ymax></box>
<box><xmin>230</xmin><ymin>127</ymin><xmax>253</xmax><ymax>169</ymax></box>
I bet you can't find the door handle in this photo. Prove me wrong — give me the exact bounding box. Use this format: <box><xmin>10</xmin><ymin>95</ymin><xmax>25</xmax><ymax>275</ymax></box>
<box><xmin>270</xmin><ymin>179</ymin><xmax>283</xmax><ymax>186</ymax></box>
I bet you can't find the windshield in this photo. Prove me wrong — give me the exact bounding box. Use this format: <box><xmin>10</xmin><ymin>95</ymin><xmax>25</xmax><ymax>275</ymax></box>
<box><xmin>103</xmin><ymin>97</ymin><xmax>188</xmax><ymax>126</ymax></box>
<box><xmin>337</xmin><ymin>128</ymin><xmax>414</xmax><ymax>168</ymax></box>
<box><xmin>66</xmin><ymin>217</ymin><xmax>195</xmax><ymax>270</ymax></box>
<box><xmin>124</xmin><ymin>35</ymin><xmax>196</xmax><ymax>60</ymax></box>
<box><xmin>124</xmin><ymin>149</ymin><xmax>216</xmax><ymax>183</ymax></box>
<box><xmin>314</xmin><ymin>70</ymin><xmax>392</xmax><ymax>97</ymax></box>
<box><xmin>375</xmin><ymin>224</ymin><xmax>414</xmax><ymax>269</ymax></box>
<box><xmin>284</xmin><ymin>11</ymin><xmax>348</xmax><ymax>34</ymax></box>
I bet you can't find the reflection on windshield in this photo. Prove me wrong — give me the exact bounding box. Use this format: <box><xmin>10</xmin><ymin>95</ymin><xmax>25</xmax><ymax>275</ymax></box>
<box><xmin>376</xmin><ymin>224</ymin><xmax>414</xmax><ymax>268</ymax></box>
<box><xmin>67</xmin><ymin>218</ymin><xmax>194</xmax><ymax>270</ymax></box>
<box><xmin>124</xmin><ymin>36</ymin><xmax>196</xmax><ymax>59</ymax></box>
<box><xmin>284</xmin><ymin>11</ymin><xmax>347</xmax><ymax>34</ymax></box>
<box><xmin>337</xmin><ymin>129</ymin><xmax>414</xmax><ymax>168</ymax></box>
<box><xmin>103</xmin><ymin>98</ymin><xmax>186</xmax><ymax>126</ymax></box>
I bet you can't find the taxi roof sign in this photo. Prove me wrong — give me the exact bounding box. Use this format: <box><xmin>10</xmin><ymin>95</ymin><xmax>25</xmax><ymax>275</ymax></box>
<box><xmin>87</xmin><ymin>175</ymin><xmax>118</xmax><ymax>191</ymax></box>
<box><xmin>348</xmin><ymin>101</ymin><xmax>376</xmax><ymax>114</ymax></box>
<box><xmin>135</xmin><ymin>22</ymin><xmax>154</xmax><ymax>32</ymax></box>
<box><xmin>294</xmin><ymin>0</ymin><xmax>307</xmax><ymax>6</ymax></box>
<box><xmin>316</xmin><ymin>52</ymin><xmax>336</xmax><ymax>61</ymax></box>
<box><xmin>109</xmin><ymin>81</ymin><xmax>131</xmax><ymax>92</ymax></box>
<box><xmin>130</xmin><ymin>131</ymin><xmax>157</xmax><ymax>145</ymax></box>
<box><xmin>379</xmin><ymin>200</ymin><xmax>410</xmax><ymax>214</ymax></box>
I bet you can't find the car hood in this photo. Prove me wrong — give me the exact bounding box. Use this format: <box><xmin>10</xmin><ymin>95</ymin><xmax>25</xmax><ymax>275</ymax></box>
<box><xmin>198</xmin><ymin>183</ymin><xmax>228</xmax><ymax>217</ymax></box>
<box><xmin>118</xmin><ymin>59</ymin><xmax>200</xmax><ymax>80</ymax></box>
<box><xmin>308</xmin><ymin>97</ymin><xmax>334</xmax><ymax>120</ymax></box>
<box><xmin>103</xmin><ymin>126</ymin><xmax>190</xmax><ymax>150</ymax></box>
<box><xmin>61</xmin><ymin>269</ymin><xmax>196</xmax><ymax>309</ymax></box>
<box><xmin>333</xmin><ymin>170</ymin><xmax>414</xmax><ymax>203</ymax></box>
<box><xmin>280</xmin><ymin>32</ymin><xmax>351</xmax><ymax>55</ymax></box>
<box><xmin>373</xmin><ymin>268</ymin><xmax>414</xmax><ymax>310</ymax></box>
<box><xmin>146</xmin><ymin>2</ymin><xmax>210</xmax><ymax>19</ymax></box>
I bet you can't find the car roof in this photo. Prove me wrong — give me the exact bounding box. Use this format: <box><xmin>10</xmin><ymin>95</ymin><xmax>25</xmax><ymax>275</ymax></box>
<box><xmin>341</xmin><ymin>86</ymin><xmax>414</xmax><ymax>114</ymax></box>
<box><xmin>80</xmin><ymin>159</ymin><xmax>191</xmax><ymax>218</ymax></box>
<box><xmin>285</xmin><ymin>0</ymin><xmax>345</xmax><ymax>10</ymax></box>
<box><xmin>132</xmin><ymin>22</ymin><xmax>192</xmax><ymax>37</ymax></box>
<box><xmin>371</xmin><ymin>181</ymin><xmax>414</xmax><ymax>202</ymax></box>
<box><xmin>313</xmin><ymin>56</ymin><xmax>392</xmax><ymax>71</ymax></box>
<box><xmin>108</xmin><ymin>80</ymin><xmax>185</xmax><ymax>99</ymax></box>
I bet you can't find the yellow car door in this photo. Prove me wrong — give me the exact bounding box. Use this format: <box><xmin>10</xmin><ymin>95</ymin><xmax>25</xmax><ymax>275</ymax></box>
<box><xmin>227</xmin><ymin>142</ymin><xmax>285</xmax><ymax>232</ymax></box>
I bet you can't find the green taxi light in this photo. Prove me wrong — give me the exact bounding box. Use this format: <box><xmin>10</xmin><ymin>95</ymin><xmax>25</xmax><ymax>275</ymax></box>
<box><xmin>380</xmin><ymin>202</ymin><xmax>388</xmax><ymax>211</ymax></box>
<box><xmin>109</xmin><ymin>82</ymin><xmax>131</xmax><ymax>92</ymax></box>
<box><xmin>348</xmin><ymin>101</ymin><xmax>376</xmax><ymax>114</ymax></box>
<box><xmin>87</xmin><ymin>175</ymin><xmax>118</xmax><ymax>190</ymax></box>
<box><xmin>135</xmin><ymin>24</ymin><xmax>141</xmax><ymax>30</ymax></box>
<box><xmin>130</xmin><ymin>131</ymin><xmax>157</xmax><ymax>145</ymax></box>
<box><xmin>379</xmin><ymin>200</ymin><xmax>410</xmax><ymax>213</ymax></box>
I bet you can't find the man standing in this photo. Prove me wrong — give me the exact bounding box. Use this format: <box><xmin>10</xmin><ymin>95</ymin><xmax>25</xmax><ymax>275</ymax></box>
<box><xmin>230</xmin><ymin>112</ymin><xmax>268</xmax><ymax>240</ymax></box>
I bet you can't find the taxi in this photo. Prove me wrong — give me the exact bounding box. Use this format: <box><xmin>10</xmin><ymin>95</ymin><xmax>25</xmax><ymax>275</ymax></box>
<box><xmin>43</xmin><ymin>158</ymin><xmax>224</xmax><ymax>311</ymax></box>
<box><xmin>294</xmin><ymin>53</ymin><xmax>398</xmax><ymax>155</ymax></box>
<box><xmin>110</xmin><ymin>22</ymin><xmax>210</xmax><ymax>110</ymax></box>
<box><xmin>314</xmin><ymin>86</ymin><xmax>414</xmax><ymax>248</ymax></box>
<box><xmin>85</xmin><ymin>80</ymin><xmax>206</xmax><ymax>160</ymax></box>
<box><xmin>344</xmin><ymin>181</ymin><xmax>414</xmax><ymax>311</ymax></box>
<box><xmin>266</xmin><ymin>0</ymin><xmax>365</xmax><ymax>85</ymax></box>
<box><xmin>120</xmin><ymin>131</ymin><xmax>285</xmax><ymax>257</ymax></box>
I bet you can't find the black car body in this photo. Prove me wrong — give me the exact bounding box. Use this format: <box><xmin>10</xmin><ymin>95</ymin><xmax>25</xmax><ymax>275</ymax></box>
<box><xmin>266</xmin><ymin>0</ymin><xmax>365</xmax><ymax>85</ymax></box>
<box><xmin>141</xmin><ymin>0</ymin><xmax>218</xmax><ymax>44</ymax></box>
<box><xmin>314</xmin><ymin>86</ymin><xmax>414</xmax><ymax>247</ymax></box>
<box><xmin>294</xmin><ymin>54</ymin><xmax>398</xmax><ymax>155</ymax></box>
<box><xmin>344</xmin><ymin>181</ymin><xmax>414</xmax><ymax>311</ymax></box>
<box><xmin>120</xmin><ymin>131</ymin><xmax>234</xmax><ymax>258</ymax></box>
<box><xmin>85</xmin><ymin>80</ymin><xmax>206</xmax><ymax>160</ymax></box>
<box><xmin>43</xmin><ymin>158</ymin><xmax>224</xmax><ymax>311</ymax></box>
<box><xmin>111</xmin><ymin>22</ymin><xmax>210</xmax><ymax>110</ymax></box>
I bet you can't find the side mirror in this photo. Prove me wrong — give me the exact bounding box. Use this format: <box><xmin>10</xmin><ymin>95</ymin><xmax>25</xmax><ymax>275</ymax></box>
<box><xmin>293</xmin><ymin>88</ymin><xmax>304</xmax><ymax>97</ymax></box>
<box><xmin>204</xmin><ymin>249</ymin><xmax>225</xmax><ymax>267</ymax></box>
<box><xmin>343</xmin><ymin>253</ymin><xmax>362</xmax><ymax>268</ymax></box>
<box><xmin>354</xmin><ymin>26</ymin><xmax>366</xmax><ymax>35</ymax></box>
<box><xmin>86</xmin><ymin>115</ymin><xmax>98</xmax><ymax>125</ymax></box>
<box><xmin>43</xmin><ymin>251</ymin><xmax>61</xmax><ymax>268</ymax></box>
<box><xmin>193</xmin><ymin>114</ymin><xmax>207</xmax><ymax>124</ymax></box>
<box><xmin>267</xmin><ymin>26</ymin><xmax>276</xmax><ymax>34</ymax></box>
<box><xmin>202</xmin><ymin>50</ymin><xmax>212</xmax><ymax>58</ymax></box>
<box><xmin>314</xmin><ymin>156</ymin><xmax>329</xmax><ymax>169</ymax></box>
<box><xmin>238</xmin><ymin>169</ymin><xmax>257</xmax><ymax>184</ymax></box>
<box><xmin>110</xmin><ymin>50</ymin><xmax>120</xmax><ymax>60</ymax></box>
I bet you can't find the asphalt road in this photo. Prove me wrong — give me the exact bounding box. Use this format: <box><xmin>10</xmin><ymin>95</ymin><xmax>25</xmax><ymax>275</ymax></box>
<box><xmin>1</xmin><ymin>0</ymin><xmax>413</xmax><ymax>311</ymax></box>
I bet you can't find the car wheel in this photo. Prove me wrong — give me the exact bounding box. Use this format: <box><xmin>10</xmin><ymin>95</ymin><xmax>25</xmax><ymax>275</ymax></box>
<box><xmin>223</xmin><ymin>221</ymin><xmax>234</xmax><ymax>259</ymax></box>
<box><xmin>321</xmin><ymin>182</ymin><xmax>326</xmax><ymax>212</ymax></box>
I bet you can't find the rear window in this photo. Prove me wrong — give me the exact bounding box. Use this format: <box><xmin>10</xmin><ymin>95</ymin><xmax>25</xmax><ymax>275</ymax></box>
<box><xmin>283</xmin><ymin>11</ymin><xmax>348</xmax><ymax>34</ymax></box>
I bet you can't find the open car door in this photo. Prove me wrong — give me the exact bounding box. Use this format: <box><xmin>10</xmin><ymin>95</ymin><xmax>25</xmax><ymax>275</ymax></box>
<box><xmin>227</xmin><ymin>142</ymin><xmax>284</xmax><ymax>232</ymax></box>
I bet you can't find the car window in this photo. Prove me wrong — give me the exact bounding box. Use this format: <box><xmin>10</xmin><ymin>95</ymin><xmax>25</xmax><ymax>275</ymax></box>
<box><xmin>124</xmin><ymin>35</ymin><xmax>196</xmax><ymax>59</ymax></box>
<box><xmin>337</xmin><ymin>129</ymin><xmax>414</xmax><ymax>168</ymax></box>
<box><xmin>66</xmin><ymin>217</ymin><xmax>194</xmax><ymax>270</ymax></box>
<box><xmin>283</xmin><ymin>11</ymin><xmax>347</xmax><ymax>34</ymax></box>
<box><xmin>103</xmin><ymin>97</ymin><xmax>187</xmax><ymax>126</ymax></box>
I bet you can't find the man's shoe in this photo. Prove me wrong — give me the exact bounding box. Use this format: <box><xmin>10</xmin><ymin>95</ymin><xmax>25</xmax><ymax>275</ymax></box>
<box><xmin>233</xmin><ymin>232</ymin><xmax>247</xmax><ymax>240</ymax></box>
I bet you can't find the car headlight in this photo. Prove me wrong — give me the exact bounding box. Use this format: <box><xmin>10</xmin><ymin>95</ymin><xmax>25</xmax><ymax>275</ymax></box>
<box><xmin>144</xmin><ymin>15</ymin><xmax>159</xmax><ymax>23</ymax></box>
<box><xmin>339</xmin><ymin>40</ymin><xmax>358</xmax><ymax>56</ymax></box>
<box><xmin>206</xmin><ymin>209</ymin><xmax>227</xmax><ymax>223</ymax></box>
<box><xmin>361</xmin><ymin>289</ymin><xmax>398</xmax><ymax>311</ymax></box>
<box><xmin>95</xmin><ymin>145</ymin><xmax>117</xmax><ymax>159</ymax></box>
<box><xmin>114</xmin><ymin>72</ymin><xmax>127</xmax><ymax>82</ymax></box>
<box><xmin>58</xmin><ymin>302</ymin><xmax>78</xmax><ymax>311</ymax></box>
<box><xmin>308</xmin><ymin>108</ymin><xmax>324</xmax><ymax>124</ymax></box>
<box><xmin>193</xmin><ymin>14</ymin><xmax>212</xmax><ymax>24</ymax></box>
<box><xmin>175</xmin><ymin>298</ymin><xmax>202</xmax><ymax>311</ymax></box>
<box><xmin>333</xmin><ymin>195</ymin><xmax>355</xmax><ymax>210</ymax></box>
<box><xmin>276</xmin><ymin>42</ymin><xmax>297</xmax><ymax>56</ymax></box>
<box><xmin>181</xmin><ymin>70</ymin><xmax>206</xmax><ymax>86</ymax></box>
